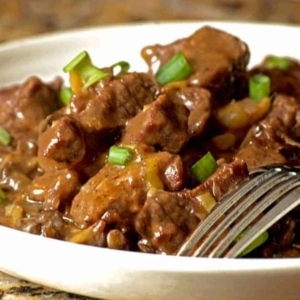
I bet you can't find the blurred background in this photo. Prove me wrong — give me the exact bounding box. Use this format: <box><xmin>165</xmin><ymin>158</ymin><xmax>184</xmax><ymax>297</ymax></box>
<box><xmin>1</xmin><ymin>0</ymin><xmax>300</xmax><ymax>43</ymax></box>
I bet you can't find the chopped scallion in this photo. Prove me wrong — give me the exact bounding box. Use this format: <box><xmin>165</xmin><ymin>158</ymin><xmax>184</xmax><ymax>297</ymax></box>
<box><xmin>249</xmin><ymin>74</ymin><xmax>271</xmax><ymax>101</ymax></box>
<box><xmin>265</xmin><ymin>55</ymin><xmax>291</xmax><ymax>70</ymax></box>
<box><xmin>235</xmin><ymin>229</ymin><xmax>269</xmax><ymax>257</ymax></box>
<box><xmin>63</xmin><ymin>51</ymin><xmax>88</xmax><ymax>73</ymax></box>
<box><xmin>80</xmin><ymin>65</ymin><xmax>108</xmax><ymax>89</ymax></box>
<box><xmin>63</xmin><ymin>51</ymin><xmax>108</xmax><ymax>90</ymax></box>
<box><xmin>59</xmin><ymin>87</ymin><xmax>73</xmax><ymax>106</ymax></box>
<box><xmin>111</xmin><ymin>61</ymin><xmax>130</xmax><ymax>76</ymax></box>
<box><xmin>0</xmin><ymin>125</ymin><xmax>11</xmax><ymax>146</ymax></box>
<box><xmin>155</xmin><ymin>52</ymin><xmax>193</xmax><ymax>85</ymax></box>
<box><xmin>108</xmin><ymin>146</ymin><xmax>132</xmax><ymax>165</ymax></box>
<box><xmin>191</xmin><ymin>152</ymin><xmax>218</xmax><ymax>183</ymax></box>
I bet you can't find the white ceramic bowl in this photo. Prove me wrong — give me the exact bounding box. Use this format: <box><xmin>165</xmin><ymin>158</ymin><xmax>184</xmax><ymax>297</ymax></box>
<box><xmin>1</xmin><ymin>22</ymin><xmax>300</xmax><ymax>300</ymax></box>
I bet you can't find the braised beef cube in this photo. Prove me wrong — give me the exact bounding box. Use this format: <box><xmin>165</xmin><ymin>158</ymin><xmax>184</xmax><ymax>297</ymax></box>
<box><xmin>235</xmin><ymin>119</ymin><xmax>288</xmax><ymax>170</ymax></box>
<box><xmin>16</xmin><ymin>211</ymin><xmax>67</xmax><ymax>239</ymax></box>
<box><xmin>0</xmin><ymin>76</ymin><xmax>61</xmax><ymax>188</ymax></box>
<box><xmin>70</xmin><ymin>146</ymin><xmax>186</xmax><ymax>227</ymax></box>
<box><xmin>26</xmin><ymin>169</ymin><xmax>81</xmax><ymax>211</ymax></box>
<box><xmin>135</xmin><ymin>158</ymin><xmax>248</xmax><ymax>254</ymax></box>
<box><xmin>187</xmin><ymin>157</ymin><xmax>249</xmax><ymax>219</ymax></box>
<box><xmin>38</xmin><ymin>115</ymin><xmax>86</xmax><ymax>171</ymax></box>
<box><xmin>121</xmin><ymin>94</ymin><xmax>189</xmax><ymax>153</ymax></box>
<box><xmin>236</xmin><ymin>95</ymin><xmax>300</xmax><ymax>170</ymax></box>
<box><xmin>0</xmin><ymin>144</ymin><xmax>40</xmax><ymax>193</ymax></box>
<box><xmin>0</xmin><ymin>76</ymin><xmax>62</xmax><ymax>144</ymax></box>
<box><xmin>37</xmin><ymin>73</ymin><xmax>157</xmax><ymax>173</ymax></box>
<box><xmin>267</xmin><ymin>94</ymin><xmax>300</xmax><ymax>139</ymax></box>
<box><xmin>175</xmin><ymin>87</ymin><xmax>212</xmax><ymax>138</ymax></box>
<box><xmin>71</xmin><ymin>161</ymin><xmax>146</xmax><ymax>227</ymax></box>
<box><xmin>249</xmin><ymin>56</ymin><xmax>300</xmax><ymax>99</ymax></box>
<box><xmin>135</xmin><ymin>188</ymin><xmax>200</xmax><ymax>254</ymax></box>
<box><xmin>35</xmin><ymin>211</ymin><xmax>67</xmax><ymax>239</ymax></box>
<box><xmin>71</xmin><ymin>72</ymin><xmax>158</xmax><ymax>134</ymax></box>
<box><xmin>141</xmin><ymin>26</ymin><xmax>250</xmax><ymax>103</ymax></box>
<box><xmin>149</xmin><ymin>151</ymin><xmax>187</xmax><ymax>191</ymax></box>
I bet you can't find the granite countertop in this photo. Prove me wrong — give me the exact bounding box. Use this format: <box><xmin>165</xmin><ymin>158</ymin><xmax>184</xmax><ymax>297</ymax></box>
<box><xmin>1</xmin><ymin>0</ymin><xmax>300</xmax><ymax>42</ymax></box>
<box><xmin>0</xmin><ymin>0</ymin><xmax>300</xmax><ymax>299</ymax></box>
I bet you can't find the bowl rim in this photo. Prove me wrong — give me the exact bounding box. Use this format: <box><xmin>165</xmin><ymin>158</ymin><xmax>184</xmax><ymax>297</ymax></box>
<box><xmin>1</xmin><ymin>21</ymin><xmax>300</xmax><ymax>276</ymax></box>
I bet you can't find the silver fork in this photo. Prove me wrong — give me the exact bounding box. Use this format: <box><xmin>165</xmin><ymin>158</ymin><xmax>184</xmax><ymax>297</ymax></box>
<box><xmin>176</xmin><ymin>165</ymin><xmax>300</xmax><ymax>258</ymax></box>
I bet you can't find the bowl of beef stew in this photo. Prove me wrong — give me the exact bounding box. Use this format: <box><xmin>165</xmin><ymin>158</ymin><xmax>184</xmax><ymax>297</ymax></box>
<box><xmin>0</xmin><ymin>22</ymin><xmax>300</xmax><ymax>300</ymax></box>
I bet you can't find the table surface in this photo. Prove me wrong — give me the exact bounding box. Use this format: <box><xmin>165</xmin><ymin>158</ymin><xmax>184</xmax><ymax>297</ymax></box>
<box><xmin>1</xmin><ymin>0</ymin><xmax>300</xmax><ymax>299</ymax></box>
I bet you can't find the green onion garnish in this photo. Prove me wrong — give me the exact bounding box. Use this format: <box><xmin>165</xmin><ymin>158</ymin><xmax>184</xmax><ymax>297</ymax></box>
<box><xmin>63</xmin><ymin>51</ymin><xmax>108</xmax><ymax>89</ymax></box>
<box><xmin>235</xmin><ymin>229</ymin><xmax>269</xmax><ymax>257</ymax></box>
<box><xmin>249</xmin><ymin>74</ymin><xmax>271</xmax><ymax>101</ymax></box>
<box><xmin>111</xmin><ymin>61</ymin><xmax>130</xmax><ymax>76</ymax></box>
<box><xmin>59</xmin><ymin>87</ymin><xmax>73</xmax><ymax>106</ymax></box>
<box><xmin>155</xmin><ymin>52</ymin><xmax>193</xmax><ymax>85</ymax></box>
<box><xmin>191</xmin><ymin>152</ymin><xmax>218</xmax><ymax>183</ymax></box>
<box><xmin>63</xmin><ymin>51</ymin><xmax>87</xmax><ymax>73</ymax></box>
<box><xmin>108</xmin><ymin>146</ymin><xmax>132</xmax><ymax>165</ymax></box>
<box><xmin>0</xmin><ymin>188</ymin><xmax>6</xmax><ymax>204</ymax></box>
<box><xmin>0</xmin><ymin>125</ymin><xmax>11</xmax><ymax>146</ymax></box>
<box><xmin>265</xmin><ymin>55</ymin><xmax>291</xmax><ymax>70</ymax></box>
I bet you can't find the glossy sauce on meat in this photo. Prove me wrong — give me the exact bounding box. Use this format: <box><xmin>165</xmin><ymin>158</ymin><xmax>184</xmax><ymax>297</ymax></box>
<box><xmin>1</xmin><ymin>26</ymin><xmax>300</xmax><ymax>257</ymax></box>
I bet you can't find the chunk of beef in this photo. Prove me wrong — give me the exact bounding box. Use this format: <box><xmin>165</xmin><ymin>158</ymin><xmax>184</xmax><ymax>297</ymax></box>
<box><xmin>147</xmin><ymin>150</ymin><xmax>187</xmax><ymax>191</ymax></box>
<box><xmin>0</xmin><ymin>76</ymin><xmax>62</xmax><ymax>201</ymax></box>
<box><xmin>236</xmin><ymin>94</ymin><xmax>300</xmax><ymax>170</ymax></box>
<box><xmin>70</xmin><ymin>146</ymin><xmax>186</xmax><ymax>228</ymax></box>
<box><xmin>175</xmin><ymin>87</ymin><xmax>212</xmax><ymax>138</ymax></box>
<box><xmin>38</xmin><ymin>115</ymin><xmax>86</xmax><ymax>171</ymax></box>
<box><xmin>267</xmin><ymin>94</ymin><xmax>300</xmax><ymax>139</ymax></box>
<box><xmin>70</xmin><ymin>72</ymin><xmax>158</xmax><ymax>133</ymax></box>
<box><xmin>17</xmin><ymin>211</ymin><xmax>67</xmax><ymax>240</ymax></box>
<box><xmin>0</xmin><ymin>76</ymin><xmax>62</xmax><ymax>144</ymax></box>
<box><xmin>121</xmin><ymin>94</ymin><xmax>189</xmax><ymax>153</ymax></box>
<box><xmin>135</xmin><ymin>188</ymin><xmax>199</xmax><ymax>254</ymax></box>
<box><xmin>236</xmin><ymin>119</ymin><xmax>290</xmax><ymax>170</ymax></box>
<box><xmin>249</xmin><ymin>56</ymin><xmax>300</xmax><ymax>100</ymax></box>
<box><xmin>25</xmin><ymin>169</ymin><xmax>81</xmax><ymax>211</ymax></box>
<box><xmin>37</xmin><ymin>72</ymin><xmax>158</xmax><ymax>174</ymax></box>
<box><xmin>0</xmin><ymin>141</ymin><xmax>41</xmax><ymax>194</ymax></box>
<box><xmin>141</xmin><ymin>26</ymin><xmax>250</xmax><ymax>103</ymax></box>
<box><xmin>135</xmin><ymin>158</ymin><xmax>248</xmax><ymax>254</ymax></box>
<box><xmin>187</xmin><ymin>157</ymin><xmax>249</xmax><ymax>219</ymax></box>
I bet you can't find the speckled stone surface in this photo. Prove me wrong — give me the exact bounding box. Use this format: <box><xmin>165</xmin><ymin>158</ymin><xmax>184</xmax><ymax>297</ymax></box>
<box><xmin>0</xmin><ymin>0</ymin><xmax>300</xmax><ymax>42</ymax></box>
<box><xmin>0</xmin><ymin>271</ymin><xmax>96</xmax><ymax>299</ymax></box>
<box><xmin>0</xmin><ymin>0</ymin><xmax>300</xmax><ymax>299</ymax></box>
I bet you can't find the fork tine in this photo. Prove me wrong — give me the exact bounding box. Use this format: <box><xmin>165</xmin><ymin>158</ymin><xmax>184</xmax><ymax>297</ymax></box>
<box><xmin>192</xmin><ymin>171</ymin><xmax>294</xmax><ymax>257</ymax></box>
<box><xmin>208</xmin><ymin>175</ymin><xmax>299</xmax><ymax>258</ymax></box>
<box><xmin>176</xmin><ymin>167</ymin><xmax>284</xmax><ymax>256</ymax></box>
<box><xmin>225</xmin><ymin>183</ymin><xmax>300</xmax><ymax>258</ymax></box>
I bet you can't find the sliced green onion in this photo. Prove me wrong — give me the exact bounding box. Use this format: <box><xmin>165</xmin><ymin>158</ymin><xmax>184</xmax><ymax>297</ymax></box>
<box><xmin>191</xmin><ymin>152</ymin><xmax>218</xmax><ymax>183</ymax></box>
<box><xmin>155</xmin><ymin>52</ymin><xmax>193</xmax><ymax>85</ymax></box>
<box><xmin>59</xmin><ymin>87</ymin><xmax>73</xmax><ymax>106</ymax></box>
<box><xmin>80</xmin><ymin>65</ymin><xmax>108</xmax><ymax>89</ymax></box>
<box><xmin>235</xmin><ymin>229</ymin><xmax>269</xmax><ymax>257</ymax></box>
<box><xmin>0</xmin><ymin>188</ymin><xmax>6</xmax><ymax>204</ymax></box>
<box><xmin>108</xmin><ymin>146</ymin><xmax>132</xmax><ymax>165</ymax></box>
<box><xmin>249</xmin><ymin>74</ymin><xmax>271</xmax><ymax>101</ymax></box>
<box><xmin>111</xmin><ymin>61</ymin><xmax>130</xmax><ymax>76</ymax></box>
<box><xmin>0</xmin><ymin>125</ymin><xmax>11</xmax><ymax>146</ymax></box>
<box><xmin>63</xmin><ymin>51</ymin><xmax>108</xmax><ymax>89</ymax></box>
<box><xmin>63</xmin><ymin>51</ymin><xmax>88</xmax><ymax>72</ymax></box>
<box><xmin>265</xmin><ymin>55</ymin><xmax>291</xmax><ymax>70</ymax></box>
